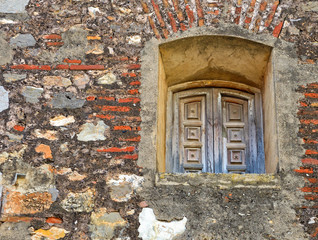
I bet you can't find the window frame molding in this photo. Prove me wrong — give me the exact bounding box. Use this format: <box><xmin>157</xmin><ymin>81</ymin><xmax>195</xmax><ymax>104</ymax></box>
<box><xmin>139</xmin><ymin>26</ymin><xmax>300</xmax><ymax>183</ymax></box>
<box><xmin>166</xmin><ymin>82</ymin><xmax>265</xmax><ymax>174</ymax></box>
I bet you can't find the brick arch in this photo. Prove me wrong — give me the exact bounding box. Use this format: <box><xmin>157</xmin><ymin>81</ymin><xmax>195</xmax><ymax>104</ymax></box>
<box><xmin>140</xmin><ymin>0</ymin><xmax>284</xmax><ymax>40</ymax></box>
<box><xmin>139</xmin><ymin>26</ymin><xmax>282</xmax><ymax>175</ymax></box>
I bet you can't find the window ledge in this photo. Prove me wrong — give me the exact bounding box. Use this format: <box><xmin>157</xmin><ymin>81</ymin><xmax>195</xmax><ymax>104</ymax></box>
<box><xmin>155</xmin><ymin>173</ymin><xmax>280</xmax><ymax>189</ymax></box>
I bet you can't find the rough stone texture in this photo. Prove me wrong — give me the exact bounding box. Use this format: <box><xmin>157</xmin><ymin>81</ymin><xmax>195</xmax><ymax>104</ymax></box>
<box><xmin>0</xmin><ymin>222</ymin><xmax>31</xmax><ymax>240</ymax></box>
<box><xmin>60</xmin><ymin>189</ymin><xmax>94</xmax><ymax>212</ymax></box>
<box><xmin>107</xmin><ymin>174</ymin><xmax>144</xmax><ymax>202</ymax></box>
<box><xmin>21</xmin><ymin>86</ymin><xmax>43</xmax><ymax>104</ymax></box>
<box><xmin>90</xmin><ymin>209</ymin><xmax>127</xmax><ymax>240</ymax></box>
<box><xmin>3</xmin><ymin>73</ymin><xmax>27</xmax><ymax>82</ymax></box>
<box><xmin>0</xmin><ymin>0</ymin><xmax>316</xmax><ymax>239</ymax></box>
<box><xmin>0</xmin><ymin>86</ymin><xmax>9</xmax><ymax>112</ymax></box>
<box><xmin>138</xmin><ymin>208</ymin><xmax>187</xmax><ymax>240</ymax></box>
<box><xmin>0</xmin><ymin>32</ymin><xmax>13</xmax><ymax>65</ymax></box>
<box><xmin>50</xmin><ymin>92</ymin><xmax>85</xmax><ymax>109</ymax></box>
<box><xmin>10</xmin><ymin>33</ymin><xmax>36</xmax><ymax>48</ymax></box>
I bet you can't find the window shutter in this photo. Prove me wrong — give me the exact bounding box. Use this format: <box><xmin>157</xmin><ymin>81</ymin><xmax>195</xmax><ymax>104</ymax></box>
<box><xmin>179</xmin><ymin>95</ymin><xmax>206</xmax><ymax>172</ymax></box>
<box><xmin>221</xmin><ymin>97</ymin><xmax>248</xmax><ymax>173</ymax></box>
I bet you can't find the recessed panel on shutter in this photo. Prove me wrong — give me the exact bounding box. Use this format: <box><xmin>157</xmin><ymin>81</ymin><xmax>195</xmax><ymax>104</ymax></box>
<box><xmin>179</xmin><ymin>95</ymin><xmax>206</xmax><ymax>172</ymax></box>
<box><xmin>222</xmin><ymin>97</ymin><xmax>248</xmax><ymax>173</ymax></box>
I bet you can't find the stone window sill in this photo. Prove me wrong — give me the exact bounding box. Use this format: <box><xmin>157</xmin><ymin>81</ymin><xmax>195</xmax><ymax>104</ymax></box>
<box><xmin>155</xmin><ymin>173</ymin><xmax>280</xmax><ymax>189</ymax></box>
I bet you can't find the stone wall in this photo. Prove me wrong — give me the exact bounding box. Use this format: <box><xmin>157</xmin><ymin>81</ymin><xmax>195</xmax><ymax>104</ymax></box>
<box><xmin>0</xmin><ymin>0</ymin><xmax>316</xmax><ymax>239</ymax></box>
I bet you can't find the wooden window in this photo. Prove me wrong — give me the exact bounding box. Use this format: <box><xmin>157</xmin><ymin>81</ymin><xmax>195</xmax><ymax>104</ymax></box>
<box><xmin>168</xmin><ymin>88</ymin><xmax>265</xmax><ymax>174</ymax></box>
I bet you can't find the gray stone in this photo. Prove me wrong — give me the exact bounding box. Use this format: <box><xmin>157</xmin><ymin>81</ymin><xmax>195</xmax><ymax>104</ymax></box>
<box><xmin>0</xmin><ymin>32</ymin><xmax>13</xmax><ymax>65</ymax></box>
<box><xmin>51</xmin><ymin>92</ymin><xmax>85</xmax><ymax>109</ymax></box>
<box><xmin>10</xmin><ymin>34</ymin><xmax>36</xmax><ymax>48</ymax></box>
<box><xmin>22</xmin><ymin>86</ymin><xmax>43</xmax><ymax>103</ymax></box>
<box><xmin>0</xmin><ymin>0</ymin><xmax>30</xmax><ymax>13</ymax></box>
<box><xmin>3</xmin><ymin>73</ymin><xmax>27</xmax><ymax>82</ymax></box>
<box><xmin>0</xmin><ymin>86</ymin><xmax>9</xmax><ymax>112</ymax></box>
<box><xmin>77</xmin><ymin>120</ymin><xmax>109</xmax><ymax>141</ymax></box>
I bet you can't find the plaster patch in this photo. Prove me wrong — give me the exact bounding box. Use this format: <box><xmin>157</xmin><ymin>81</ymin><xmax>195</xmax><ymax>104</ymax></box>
<box><xmin>0</xmin><ymin>86</ymin><xmax>9</xmax><ymax>112</ymax></box>
<box><xmin>138</xmin><ymin>208</ymin><xmax>187</xmax><ymax>240</ymax></box>
<box><xmin>77</xmin><ymin>120</ymin><xmax>109</xmax><ymax>141</ymax></box>
<box><xmin>107</xmin><ymin>174</ymin><xmax>144</xmax><ymax>202</ymax></box>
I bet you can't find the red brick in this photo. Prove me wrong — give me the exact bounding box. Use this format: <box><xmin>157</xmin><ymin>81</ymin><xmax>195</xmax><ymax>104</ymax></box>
<box><xmin>115</xmin><ymin>154</ymin><xmax>138</xmax><ymax>160</ymax></box>
<box><xmin>94</xmin><ymin>114</ymin><xmax>115</xmax><ymax>120</ymax></box>
<box><xmin>100</xmin><ymin>106</ymin><xmax>130</xmax><ymax>112</ymax></box>
<box><xmin>119</xmin><ymin>136</ymin><xmax>141</xmax><ymax>142</ymax></box>
<box><xmin>294</xmin><ymin>167</ymin><xmax>314</xmax><ymax>174</ymax></box>
<box><xmin>195</xmin><ymin>0</ymin><xmax>204</xmax><ymax>26</ymax></box>
<box><xmin>54</xmin><ymin>64</ymin><xmax>69</xmax><ymax>70</ymax></box>
<box><xmin>70</xmin><ymin>65</ymin><xmax>105</xmax><ymax>70</ymax></box>
<box><xmin>13</xmin><ymin>125</ymin><xmax>25</xmax><ymax>132</ymax></box>
<box><xmin>0</xmin><ymin>216</ymin><xmax>33</xmax><ymax>222</ymax></box>
<box><xmin>245</xmin><ymin>17</ymin><xmax>252</xmax><ymax>24</ymax></box>
<box><xmin>148</xmin><ymin>16</ymin><xmax>161</xmax><ymax>39</ymax></box>
<box><xmin>140</xmin><ymin>0</ymin><xmax>150</xmax><ymax>13</ymax></box>
<box><xmin>304</xmin><ymin>194</ymin><xmax>318</xmax><ymax>201</ymax></box>
<box><xmin>98</xmin><ymin>96</ymin><xmax>115</xmax><ymax>101</ymax></box>
<box><xmin>185</xmin><ymin>5</ymin><xmax>195</xmax><ymax>28</ymax></box>
<box><xmin>97</xmin><ymin>146</ymin><xmax>135</xmax><ymax>153</ymax></box>
<box><xmin>120</xmin><ymin>57</ymin><xmax>129</xmax><ymax>61</ymax></box>
<box><xmin>307</xmin><ymin>178</ymin><xmax>318</xmax><ymax>184</ymax></box>
<box><xmin>303</xmin><ymin>139</ymin><xmax>318</xmax><ymax>144</ymax></box>
<box><xmin>301</xmin><ymin>187</ymin><xmax>318</xmax><ymax>193</ymax></box>
<box><xmin>167</xmin><ymin>12</ymin><xmax>178</xmax><ymax>33</ymax></box>
<box><xmin>302</xmin><ymin>158</ymin><xmax>318</xmax><ymax>165</ymax></box>
<box><xmin>118</xmin><ymin>97</ymin><xmax>140</xmax><ymax>103</ymax></box>
<box><xmin>122</xmin><ymin>72</ymin><xmax>137</xmax><ymax>77</ymax></box>
<box><xmin>180</xmin><ymin>23</ymin><xmax>187</xmax><ymax>31</ymax></box>
<box><xmin>42</xmin><ymin>34</ymin><xmax>62</xmax><ymax>40</ymax></box>
<box><xmin>11</xmin><ymin>64</ymin><xmax>51</xmax><ymax>70</ymax></box>
<box><xmin>127</xmin><ymin>64</ymin><xmax>141</xmax><ymax>70</ymax></box>
<box><xmin>273</xmin><ymin>21</ymin><xmax>283</xmax><ymax>38</ymax></box>
<box><xmin>300</xmin><ymin>101</ymin><xmax>308</xmax><ymax>107</ymax></box>
<box><xmin>46</xmin><ymin>217</ymin><xmax>63</xmax><ymax>224</ymax></box>
<box><xmin>86</xmin><ymin>96</ymin><xmax>96</xmax><ymax>101</ymax></box>
<box><xmin>172</xmin><ymin>0</ymin><xmax>185</xmax><ymax>22</ymax></box>
<box><xmin>305</xmin><ymin>150</ymin><xmax>318</xmax><ymax>155</ymax></box>
<box><xmin>114</xmin><ymin>126</ymin><xmax>132</xmax><ymax>131</ymax></box>
<box><xmin>305</xmin><ymin>93</ymin><xmax>318</xmax><ymax>98</ymax></box>
<box><xmin>260</xmin><ymin>1</ymin><xmax>267</xmax><ymax>11</ymax></box>
<box><xmin>63</xmin><ymin>58</ymin><xmax>82</xmax><ymax>64</ymax></box>
<box><xmin>152</xmin><ymin>0</ymin><xmax>165</xmax><ymax>27</ymax></box>
<box><xmin>46</xmin><ymin>42</ymin><xmax>64</xmax><ymax>46</ymax></box>
<box><xmin>130</xmin><ymin>81</ymin><xmax>141</xmax><ymax>86</ymax></box>
<box><xmin>128</xmin><ymin>89</ymin><xmax>139</xmax><ymax>95</ymax></box>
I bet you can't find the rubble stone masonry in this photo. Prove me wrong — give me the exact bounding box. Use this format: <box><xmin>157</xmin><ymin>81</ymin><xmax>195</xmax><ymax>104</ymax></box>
<box><xmin>0</xmin><ymin>0</ymin><xmax>317</xmax><ymax>239</ymax></box>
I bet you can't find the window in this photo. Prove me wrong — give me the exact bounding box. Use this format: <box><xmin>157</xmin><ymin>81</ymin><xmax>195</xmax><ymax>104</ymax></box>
<box><xmin>168</xmin><ymin>87</ymin><xmax>265</xmax><ymax>174</ymax></box>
